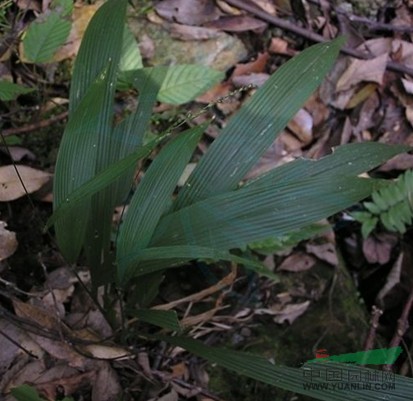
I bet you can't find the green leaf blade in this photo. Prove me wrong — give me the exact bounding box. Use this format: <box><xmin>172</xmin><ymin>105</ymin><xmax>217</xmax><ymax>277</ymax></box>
<box><xmin>157</xmin><ymin>65</ymin><xmax>224</xmax><ymax>105</ymax></box>
<box><xmin>23</xmin><ymin>12</ymin><xmax>71</xmax><ymax>63</ymax></box>
<box><xmin>117</xmin><ymin>125</ymin><xmax>206</xmax><ymax>283</ymax></box>
<box><xmin>174</xmin><ymin>37</ymin><xmax>345</xmax><ymax>209</ymax></box>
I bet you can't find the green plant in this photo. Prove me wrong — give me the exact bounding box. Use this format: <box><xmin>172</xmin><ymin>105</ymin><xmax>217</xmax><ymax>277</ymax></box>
<box><xmin>11</xmin><ymin>384</ymin><xmax>73</xmax><ymax>401</ymax></box>
<box><xmin>352</xmin><ymin>169</ymin><xmax>413</xmax><ymax>237</ymax></box>
<box><xmin>44</xmin><ymin>0</ymin><xmax>413</xmax><ymax>399</ymax></box>
<box><xmin>21</xmin><ymin>0</ymin><xmax>73</xmax><ymax>63</ymax></box>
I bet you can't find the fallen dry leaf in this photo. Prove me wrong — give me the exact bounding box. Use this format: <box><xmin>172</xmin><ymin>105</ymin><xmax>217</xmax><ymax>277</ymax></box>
<box><xmin>232</xmin><ymin>73</ymin><xmax>269</xmax><ymax>88</ymax></box>
<box><xmin>0</xmin><ymin>221</ymin><xmax>17</xmax><ymax>261</ymax></box>
<box><xmin>305</xmin><ymin>242</ymin><xmax>338</xmax><ymax>266</ymax></box>
<box><xmin>269</xmin><ymin>37</ymin><xmax>296</xmax><ymax>56</ymax></box>
<box><xmin>91</xmin><ymin>362</ymin><xmax>122</xmax><ymax>401</ymax></box>
<box><xmin>256</xmin><ymin>301</ymin><xmax>310</xmax><ymax>324</ymax></box>
<box><xmin>362</xmin><ymin>233</ymin><xmax>398</xmax><ymax>264</ymax></box>
<box><xmin>288</xmin><ymin>108</ymin><xmax>313</xmax><ymax>144</ymax></box>
<box><xmin>272</xmin><ymin>301</ymin><xmax>310</xmax><ymax>324</ymax></box>
<box><xmin>278</xmin><ymin>252</ymin><xmax>316</xmax><ymax>272</ymax></box>
<box><xmin>155</xmin><ymin>0</ymin><xmax>220</xmax><ymax>25</ymax></box>
<box><xmin>336</xmin><ymin>53</ymin><xmax>388</xmax><ymax>92</ymax></box>
<box><xmin>232</xmin><ymin>52</ymin><xmax>269</xmax><ymax>77</ymax></box>
<box><xmin>250</xmin><ymin>0</ymin><xmax>277</xmax><ymax>15</ymax></box>
<box><xmin>0</xmin><ymin>146</ymin><xmax>36</xmax><ymax>162</ymax></box>
<box><xmin>204</xmin><ymin>16</ymin><xmax>267</xmax><ymax>32</ymax></box>
<box><xmin>0</xmin><ymin>165</ymin><xmax>51</xmax><ymax>201</ymax></box>
<box><xmin>52</xmin><ymin>2</ymin><xmax>103</xmax><ymax>61</ymax></box>
<box><xmin>170</xmin><ymin>23</ymin><xmax>219</xmax><ymax>40</ymax></box>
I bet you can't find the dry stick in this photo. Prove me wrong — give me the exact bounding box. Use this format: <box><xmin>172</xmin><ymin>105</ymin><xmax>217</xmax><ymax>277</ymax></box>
<box><xmin>307</xmin><ymin>0</ymin><xmax>413</xmax><ymax>33</ymax></box>
<box><xmin>363</xmin><ymin>305</ymin><xmax>383</xmax><ymax>364</ymax></box>
<box><xmin>224</xmin><ymin>0</ymin><xmax>413</xmax><ymax>77</ymax></box>
<box><xmin>383</xmin><ymin>285</ymin><xmax>413</xmax><ymax>371</ymax></box>
<box><xmin>1</xmin><ymin>110</ymin><xmax>68</xmax><ymax>137</ymax></box>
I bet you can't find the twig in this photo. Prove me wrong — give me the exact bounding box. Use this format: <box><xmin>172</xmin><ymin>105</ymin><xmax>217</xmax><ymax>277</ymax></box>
<box><xmin>2</xmin><ymin>111</ymin><xmax>68</xmax><ymax>137</ymax></box>
<box><xmin>383</xmin><ymin>285</ymin><xmax>413</xmax><ymax>371</ymax></box>
<box><xmin>308</xmin><ymin>0</ymin><xmax>413</xmax><ymax>33</ymax></box>
<box><xmin>390</xmin><ymin>287</ymin><xmax>413</xmax><ymax>348</ymax></box>
<box><xmin>364</xmin><ymin>305</ymin><xmax>383</xmax><ymax>352</ymax></box>
<box><xmin>224</xmin><ymin>0</ymin><xmax>413</xmax><ymax>77</ymax></box>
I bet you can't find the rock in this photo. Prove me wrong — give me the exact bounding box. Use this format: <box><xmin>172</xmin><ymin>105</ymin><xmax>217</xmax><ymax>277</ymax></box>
<box><xmin>127</xmin><ymin>17</ymin><xmax>248</xmax><ymax>71</ymax></box>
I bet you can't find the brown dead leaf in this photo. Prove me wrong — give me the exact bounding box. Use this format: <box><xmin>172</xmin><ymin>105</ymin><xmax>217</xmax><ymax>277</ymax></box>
<box><xmin>0</xmin><ymin>146</ymin><xmax>36</xmax><ymax>162</ymax></box>
<box><xmin>232</xmin><ymin>73</ymin><xmax>269</xmax><ymax>88</ymax></box>
<box><xmin>288</xmin><ymin>108</ymin><xmax>313</xmax><ymax>144</ymax></box>
<box><xmin>362</xmin><ymin>233</ymin><xmax>398</xmax><ymax>264</ymax></box>
<box><xmin>0</xmin><ymin>319</ymin><xmax>43</xmax><ymax>377</ymax></box>
<box><xmin>36</xmin><ymin>369</ymin><xmax>95</xmax><ymax>401</ymax></box>
<box><xmin>170</xmin><ymin>23</ymin><xmax>219</xmax><ymax>40</ymax></box>
<box><xmin>151</xmin><ymin>389</ymin><xmax>179</xmax><ymax>401</ymax></box>
<box><xmin>155</xmin><ymin>0</ymin><xmax>220</xmax><ymax>25</ymax></box>
<box><xmin>256</xmin><ymin>301</ymin><xmax>310</xmax><ymax>324</ymax></box>
<box><xmin>337</xmin><ymin>53</ymin><xmax>388</xmax><ymax>92</ymax></box>
<box><xmin>204</xmin><ymin>16</ymin><xmax>267</xmax><ymax>32</ymax></box>
<box><xmin>232</xmin><ymin>52</ymin><xmax>269</xmax><ymax>77</ymax></box>
<box><xmin>278</xmin><ymin>252</ymin><xmax>316</xmax><ymax>272</ymax></box>
<box><xmin>196</xmin><ymin>81</ymin><xmax>233</xmax><ymax>104</ymax></box>
<box><xmin>305</xmin><ymin>242</ymin><xmax>338</xmax><ymax>266</ymax></box>
<box><xmin>273</xmin><ymin>301</ymin><xmax>310</xmax><ymax>324</ymax></box>
<box><xmin>0</xmin><ymin>221</ymin><xmax>17</xmax><ymax>261</ymax></box>
<box><xmin>250</xmin><ymin>0</ymin><xmax>277</xmax><ymax>15</ymax></box>
<box><xmin>16</xmin><ymin>0</ymin><xmax>41</xmax><ymax>12</ymax></box>
<box><xmin>170</xmin><ymin>362</ymin><xmax>189</xmax><ymax>379</ymax></box>
<box><xmin>269</xmin><ymin>37</ymin><xmax>296</xmax><ymax>56</ymax></box>
<box><xmin>379</xmin><ymin>153</ymin><xmax>413</xmax><ymax>172</ymax></box>
<box><xmin>0</xmin><ymin>165</ymin><xmax>51</xmax><ymax>201</ymax></box>
<box><xmin>91</xmin><ymin>362</ymin><xmax>122</xmax><ymax>401</ymax></box>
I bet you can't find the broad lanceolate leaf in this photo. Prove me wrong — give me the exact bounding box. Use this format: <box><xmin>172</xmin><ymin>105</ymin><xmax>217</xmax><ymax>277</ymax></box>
<box><xmin>173</xmin><ymin>37</ymin><xmax>345</xmax><ymax>210</ymax></box>
<box><xmin>157</xmin><ymin>65</ymin><xmax>225</xmax><ymax>105</ymax></box>
<box><xmin>23</xmin><ymin>9</ymin><xmax>72</xmax><ymax>63</ymax></box>
<box><xmin>150</xmin><ymin>144</ymin><xmax>406</xmax><ymax>251</ymax></box>
<box><xmin>117</xmin><ymin>125</ymin><xmax>206</xmax><ymax>284</ymax></box>
<box><xmin>159</xmin><ymin>336</ymin><xmax>413</xmax><ymax>401</ymax></box>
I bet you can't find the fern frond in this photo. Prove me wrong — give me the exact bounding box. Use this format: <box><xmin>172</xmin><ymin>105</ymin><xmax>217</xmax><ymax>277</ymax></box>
<box><xmin>352</xmin><ymin>169</ymin><xmax>413</xmax><ymax>237</ymax></box>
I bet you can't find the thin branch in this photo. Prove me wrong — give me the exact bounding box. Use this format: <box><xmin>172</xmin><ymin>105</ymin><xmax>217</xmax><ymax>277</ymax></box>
<box><xmin>224</xmin><ymin>0</ymin><xmax>413</xmax><ymax>77</ymax></box>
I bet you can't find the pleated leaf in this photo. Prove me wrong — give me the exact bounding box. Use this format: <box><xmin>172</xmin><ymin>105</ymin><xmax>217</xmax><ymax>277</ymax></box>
<box><xmin>129</xmin><ymin>309</ymin><xmax>181</xmax><ymax>332</ymax></box>
<box><xmin>118</xmin><ymin>245</ymin><xmax>277</xmax><ymax>281</ymax></box>
<box><xmin>54</xmin><ymin>0</ymin><xmax>127</xmax><ymax>262</ymax></box>
<box><xmin>117</xmin><ymin>125</ymin><xmax>206</xmax><ymax>283</ymax></box>
<box><xmin>117</xmin><ymin>26</ymin><xmax>143</xmax><ymax>90</ymax></box>
<box><xmin>150</xmin><ymin>144</ymin><xmax>406</xmax><ymax>251</ymax></box>
<box><xmin>45</xmin><ymin>136</ymin><xmax>165</xmax><ymax>231</ymax></box>
<box><xmin>160</xmin><ymin>335</ymin><xmax>413</xmax><ymax>401</ymax></box>
<box><xmin>53</xmin><ymin>67</ymin><xmax>111</xmax><ymax>261</ymax></box>
<box><xmin>69</xmin><ymin>0</ymin><xmax>127</xmax><ymax>113</ymax></box>
<box><xmin>244</xmin><ymin>143</ymin><xmax>409</xmax><ymax>190</ymax></box>
<box><xmin>173</xmin><ymin>37</ymin><xmax>344</xmax><ymax>210</ymax></box>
